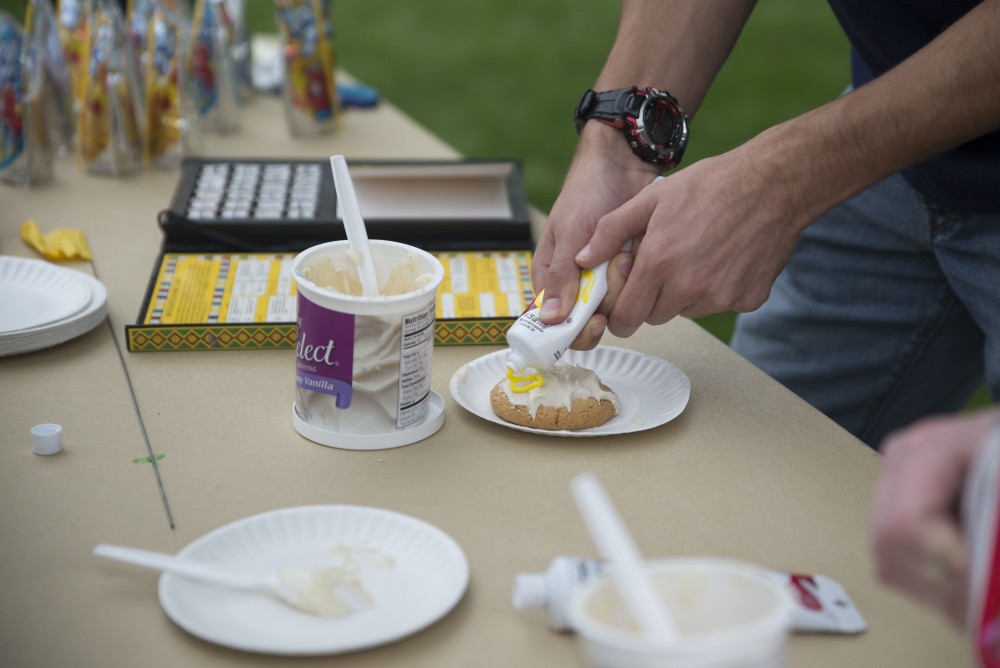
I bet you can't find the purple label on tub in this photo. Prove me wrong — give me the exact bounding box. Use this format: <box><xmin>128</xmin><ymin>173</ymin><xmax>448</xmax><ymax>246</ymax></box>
<box><xmin>295</xmin><ymin>292</ymin><xmax>354</xmax><ymax>408</ymax></box>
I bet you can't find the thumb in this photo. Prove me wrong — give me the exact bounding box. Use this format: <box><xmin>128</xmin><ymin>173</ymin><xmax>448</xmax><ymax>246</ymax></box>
<box><xmin>575</xmin><ymin>192</ymin><xmax>654</xmax><ymax>268</ymax></box>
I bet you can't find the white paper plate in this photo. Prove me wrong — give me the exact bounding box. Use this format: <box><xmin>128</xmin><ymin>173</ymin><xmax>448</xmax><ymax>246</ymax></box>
<box><xmin>0</xmin><ymin>256</ymin><xmax>92</xmax><ymax>333</ymax></box>
<box><xmin>450</xmin><ymin>346</ymin><xmax>691</xmax><ymax>437</ymax></box>
<box><xmin>158</xmin><ymin>505</ymin><xmax>469</xmax><ymax>655</ymax></box>
<box><xmin>0</xmin><ymin>271</ymin><xmax>108</xmax><ymax>357</ymax></box>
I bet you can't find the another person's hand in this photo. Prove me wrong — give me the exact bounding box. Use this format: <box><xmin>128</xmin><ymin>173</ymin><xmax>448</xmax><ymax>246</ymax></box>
<box><xmin>870</xmin><ymin>408</ymin><xmax>999</xmax><ymax>625</ymax></box>
<box><xmin>575</xmin><ymin>141</ymin><xmax>809</xmax><ymax>339</ymax></box>
<box><xmin>532</xmin><ymin>125</ymin><xmax>660</xmax><ymax>349</ymax></box>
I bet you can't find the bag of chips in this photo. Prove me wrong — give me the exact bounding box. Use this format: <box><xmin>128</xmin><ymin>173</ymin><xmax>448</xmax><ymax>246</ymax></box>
<box><xmin>77</xmin><ymin>0</ymin><xmax>144</xmax><ymax>176</ymax></box>
<box><xmin>56</xmin><ymin>0</ymin><xmax>92</xmax><ymax>115</ymax></box>
<box><xmin>143</xmin><ymin>4</ymin><xmax>200</xmax><ymax>168</ymax></box>
<box><xmin>273</xmin><ymin>0</ymin><xmax>338</xmax><ymax>136</ymax></box>
<box><xmin>26</xmin><ymin>0</ymin><xmax>74</xmax><ymax>154</ymax></box>
<box><xmin>127</xmin><ymin>0</ymin><xmax>156</xmax><ymax>87</ymax></box>
<box><xmin>224</xmin><ymin>0</ymin><xmax>252</xmax><ymax>104</ymax></box>
<box><xmin>0</xmin><ymin>11</ymin><xmax>54</xmax><ymax>186</ymax></box>
<box><xmin>187</xmin><ymin>0</ymin><xmax>239</xmax><ymax>133</ymax></box>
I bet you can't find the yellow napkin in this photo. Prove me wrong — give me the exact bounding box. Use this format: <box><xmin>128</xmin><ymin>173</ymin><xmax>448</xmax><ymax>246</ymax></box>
<box><xmin>20</xmin><ymin>219</ymin><xmax>92</xmax><ymax>261</ymax></box>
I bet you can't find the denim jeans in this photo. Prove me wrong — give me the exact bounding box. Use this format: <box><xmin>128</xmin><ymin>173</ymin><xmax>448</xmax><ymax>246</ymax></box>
<box><xmin>731</xmin><ymin>173</ymin><xmax>1000</xmax><ymax>449</ymax></box>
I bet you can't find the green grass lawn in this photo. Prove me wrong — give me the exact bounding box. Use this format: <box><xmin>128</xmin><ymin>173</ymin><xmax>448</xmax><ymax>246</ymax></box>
<box><xmin>2</xmin><ymin>0</ymin><xmax>989</xmax><ymax>408</ymax></box>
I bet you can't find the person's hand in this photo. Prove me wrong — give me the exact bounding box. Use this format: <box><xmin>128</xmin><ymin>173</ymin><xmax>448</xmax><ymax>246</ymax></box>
<box><xmin>532</xmin><ymin>123</ymin><xmax>660</xmax><ymax>349</ymax></box>
<box><xmin>574</xmin><ymin>142</ymin><xmax>809</xmax><ymax>338</ymax></box>
<box><xmin>870</xmin><ymin>408</ymin><xmax>999</xmax><ymax>625</ymax></box>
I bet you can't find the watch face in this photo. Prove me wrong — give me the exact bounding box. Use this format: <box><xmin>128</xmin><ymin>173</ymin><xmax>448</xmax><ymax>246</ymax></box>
<box><xmin>641</xmin><ymin>96</ymin><xmax>682</xmax><ymax>147</ymax></box>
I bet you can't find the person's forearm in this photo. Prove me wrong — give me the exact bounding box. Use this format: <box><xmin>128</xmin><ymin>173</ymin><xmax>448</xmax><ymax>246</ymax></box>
<box><xmin>595</xmin><ymin>0</ymin><xmax>757</xmax><ymax>116</ymax></box>
<box><xmin>758</xmin><ymin>0</ymin><xmax>1000</xmax><ymax>228</ymax></box>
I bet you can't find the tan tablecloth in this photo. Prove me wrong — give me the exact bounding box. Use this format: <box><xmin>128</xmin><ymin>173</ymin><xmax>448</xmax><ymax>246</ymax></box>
<box><xmin>0</xmin><ymin>93</ymin><xmax>968</xmax><ymax>667</ymax></box>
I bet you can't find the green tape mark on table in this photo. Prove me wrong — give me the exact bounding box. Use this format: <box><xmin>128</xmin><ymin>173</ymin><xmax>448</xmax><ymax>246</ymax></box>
<box><xmin>132</xmin><ymin>454</ymin><xmax>166</xmax><ymax>464</ymax></box>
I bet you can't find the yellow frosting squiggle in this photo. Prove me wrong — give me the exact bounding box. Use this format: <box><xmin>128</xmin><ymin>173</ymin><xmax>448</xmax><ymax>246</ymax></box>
<box><xmin>507</xmin><ymin>366</ymin><xmax>545</xmax><ymax>392</ymax></box>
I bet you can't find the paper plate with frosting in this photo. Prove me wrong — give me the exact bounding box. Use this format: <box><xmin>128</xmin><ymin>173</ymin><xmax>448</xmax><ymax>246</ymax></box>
<box><xmin>449</xmin><ymin>346</ymin><xmax>690</xmax><ymax>437</ymax></box>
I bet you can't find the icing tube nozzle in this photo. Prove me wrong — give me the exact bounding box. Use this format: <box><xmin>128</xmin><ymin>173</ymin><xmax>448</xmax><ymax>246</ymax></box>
<box><xmin>507</xmin><ymin>350</ymin><xmax>529</xmax><ymax>373</ymax></box>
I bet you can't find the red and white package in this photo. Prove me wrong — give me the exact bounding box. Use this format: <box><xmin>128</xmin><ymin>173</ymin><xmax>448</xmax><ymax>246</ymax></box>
<box><xmin>964</xmin><ymin>422</ymin><xmax>1000</xmax><ymax>667</ymax></box>
<box><xmin>759</xmin><ymin>570</ymin><xmax>868</xmax><ymax>634</ymax></box>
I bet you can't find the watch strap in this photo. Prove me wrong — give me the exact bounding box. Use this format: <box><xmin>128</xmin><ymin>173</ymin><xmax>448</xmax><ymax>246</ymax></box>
<box><xmin>574</xmin><ymin>88</ymin><xmax>640</xmax><ymax>133</ymax></box>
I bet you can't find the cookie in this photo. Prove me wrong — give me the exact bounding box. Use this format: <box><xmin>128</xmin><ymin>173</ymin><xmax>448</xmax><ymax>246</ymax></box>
<box><xmin>490</xmin><ymin>378</ymin><xmax>618</xmax><ymax>431</ymax></box>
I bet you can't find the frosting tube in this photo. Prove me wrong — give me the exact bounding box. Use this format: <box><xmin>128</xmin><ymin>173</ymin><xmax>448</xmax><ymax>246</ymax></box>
<box><xmin>506</xmin><ymin>260</ymin><xmax>609</xmax><ymax>374</ymax></box>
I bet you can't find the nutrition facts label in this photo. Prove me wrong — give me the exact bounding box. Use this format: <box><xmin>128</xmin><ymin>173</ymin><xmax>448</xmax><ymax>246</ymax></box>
<box><xmin>397</xmin><ymin>302</ymin><xmax>436</xmax><ymax>428</ymax></box>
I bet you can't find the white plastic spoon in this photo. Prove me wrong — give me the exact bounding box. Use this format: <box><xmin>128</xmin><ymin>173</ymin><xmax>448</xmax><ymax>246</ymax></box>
<box><xmin>330</xmin><ymin>155</ymin><xmax>380</xmax><ymax>297</ymax></box>
<box><xmin>571</xmin><ymin>473</ymin><xmax>679</xmax><ymax>642</ymax></box>
<box><xmin>93</xmin><ymin>543</ymin><xmax>371</xmax><ymax>617</ymax></box>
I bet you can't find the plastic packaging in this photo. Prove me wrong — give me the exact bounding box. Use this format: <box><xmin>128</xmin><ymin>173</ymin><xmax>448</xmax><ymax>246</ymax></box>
<box><xmin>187</xmin><ymin>0</ymin><xmax>239</xmax><ymax>133</ymax></box>
<box><xmin>77</xmin><ymin>0</ymin><xmax>144</xmax><ymax>176</ymax></box>
<box><xmin>273</xmin><ymin>0</ymin><xmax>337</xmax><ymax>136</ymax></box>
<box><xmin>26</xmin><ymin>0</ymin><xmax>74</xmax><ymax>154</ymax></box>
<box><xmin>55</xmin><ymin>0</ymin><xmax>92</xmax><ymax>114</ymax></box>
<box><xmin>127</xmin><ymin>0</ymin><xmax>156</xmax><ymax>85</ymax></box>
<box><xmin>515</xmin><ymin>556</ymin><xmax>867</xmax><ymax>635</ymax></box>
<box><xmin>1</xmin><ymin>11</ymin><xmax>55</xmax><ymax>187</ymax></box>
<box><xmin>506</xmin><ymin>259</ymin><xmax>610</xmax><ymax>373</ymax></box>
<box><xmin>223</xmin><ymin>0</ymin><xmax>252</xmax><ymax>104</ymax></box>
<box><xmin>142</xmin><ymin>4</ymin><xmax>200</xmax><ymax>168</ymax></box>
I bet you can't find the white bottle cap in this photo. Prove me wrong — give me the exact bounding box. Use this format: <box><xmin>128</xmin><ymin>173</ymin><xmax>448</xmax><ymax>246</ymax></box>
<box><xmin>512</xmin><ymin>573</ymin><xmax>547</xmax><ymax>610</ymax></box>
<box><xmin>31</xmin><ymin>423</ymin><xmax>63</xmax><ymax>456</ymax></box>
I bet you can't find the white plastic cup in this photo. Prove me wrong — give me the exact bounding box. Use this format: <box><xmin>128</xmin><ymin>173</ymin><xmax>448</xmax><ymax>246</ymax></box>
<box><xmin>291</xmin><ymin>240</ymin><xmax>445</xmax><ymax>450</ymax></box>
<box><xmin>567</xmin><ymin>559</ymin><xmax>793</xmax><ymax>668</ymax></box>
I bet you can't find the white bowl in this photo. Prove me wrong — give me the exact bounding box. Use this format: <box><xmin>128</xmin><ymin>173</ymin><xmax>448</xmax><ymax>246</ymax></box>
<box><xmin>567</xmin><ymin>558</ymin><xmax>793</xmax><ymax>668</ymax></box>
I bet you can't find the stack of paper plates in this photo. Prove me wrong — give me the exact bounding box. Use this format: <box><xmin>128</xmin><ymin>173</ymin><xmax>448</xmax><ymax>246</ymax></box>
<box><xmin>0</xmin><ymin>256</ymin><xmax>108</xmax><ymax>357</ymax></box>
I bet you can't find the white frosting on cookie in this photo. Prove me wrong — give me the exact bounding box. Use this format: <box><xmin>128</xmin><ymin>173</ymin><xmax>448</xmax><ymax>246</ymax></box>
<box><xmin>501</xmin><ymin>363</ymin><xmax>619</xmax><ymax>418</ymax></box>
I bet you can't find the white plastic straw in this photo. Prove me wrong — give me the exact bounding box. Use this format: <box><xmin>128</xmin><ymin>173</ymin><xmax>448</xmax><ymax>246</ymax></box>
<box><xmin>571</xmin><ymin>473</ymin><xmax>679</xmax><ymax>642</ymax></box>
<box><xmin>330</xmin><ymin>155</ymin><xmax>379</xmax><ymax>297</ymax></box>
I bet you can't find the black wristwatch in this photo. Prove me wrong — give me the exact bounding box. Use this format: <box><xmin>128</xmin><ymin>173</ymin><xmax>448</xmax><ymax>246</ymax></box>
<box><xmin>574</xmin><ymin>86</ymin><xmax>689</xmax><ymax>169</ymax></box>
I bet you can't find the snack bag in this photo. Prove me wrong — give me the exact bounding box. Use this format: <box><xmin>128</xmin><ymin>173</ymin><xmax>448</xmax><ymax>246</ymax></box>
<box><xmin>965</xmin><ymin>423</ymin><xmax>1000</xmax><ymax>667</ymax></box>
<box><xmin>0</xmin><ymin>12</ymin><xmax>54</xmax><ymax>186</ymax></box>
<box><xmin>162</xmin><ymin>0</ymin><xmax>190</xmax><ymax>21</ymax></box>
<box><xmin>273</xmin><ymin>0</ymin><xmax>338</xmax><ymax>136</ymax></box>
<box><xmin>77</xmin><ymin>0</ymin><xmax>144</xmax><ymax>176</ymax></box>
<box><xmin>127</xmin><ymin>0</ymin><xmax>156</xmax><ymax>85</ymax></box>
<box><xmin>26</xmin><ymin>0</ymin><xmax>74</xmax><ymax>154</ymax></box>
<box><xmin>224</xmin><ymin>0</ymin><xmax>252</xmax><ymax>104</ymax></box>
<box><xmin>56</xmin><ymin>0</ymin><xmax>91</xmax><ymax>113</ymax></box>
<box><xmin>186</xmin><ymin>0</ymin><xmax>239</xmax><ymax>133</ymax></box>
<box><xmin>144</xmin><ymin>4</ymin><xmax>199</xmax><ymax>168</ymax></box>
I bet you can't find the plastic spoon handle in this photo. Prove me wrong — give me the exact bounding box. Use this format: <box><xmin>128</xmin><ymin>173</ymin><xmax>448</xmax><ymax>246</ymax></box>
<box><xmin>571</xmin><ymin>473</ymin><xmax>679</xmax><ymax>642</ymax></box>
<box><xmin>330</xmin><ymin>155</ymin><xmax>380</xmax><ymax>297</ymax></box>
<box><xmin>93</xmin><ymin>543</ymin><xmax>257</xmax><ymax>590</ymax></box>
